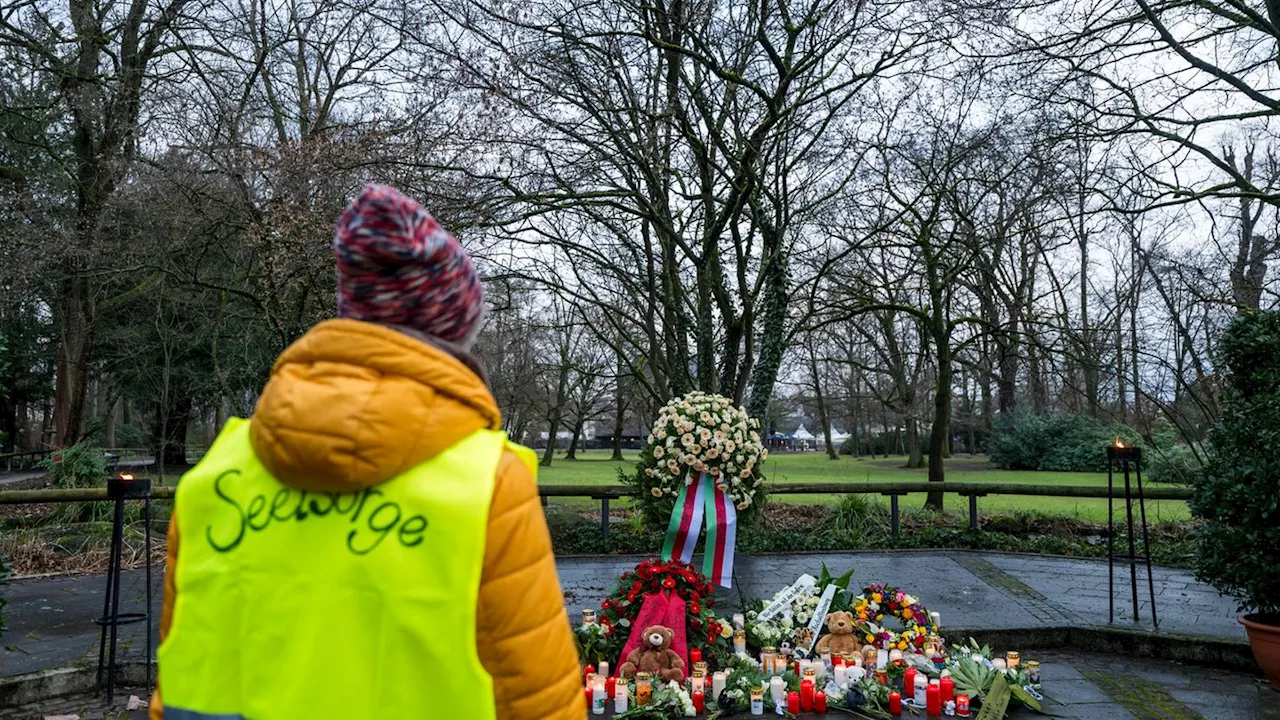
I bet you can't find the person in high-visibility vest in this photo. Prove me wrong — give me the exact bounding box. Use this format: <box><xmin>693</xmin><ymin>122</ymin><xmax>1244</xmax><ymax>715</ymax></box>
<box><xmin>151</xmin><ymin>185</ymin><xmax>583</xmax><ymax>720</ymax></box>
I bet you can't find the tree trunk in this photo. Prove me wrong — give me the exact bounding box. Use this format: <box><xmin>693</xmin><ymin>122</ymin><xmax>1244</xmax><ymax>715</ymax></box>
<box><xmin>104</xmin><ymin>396</ymin><xmax>119</xmax><ymax>448</ymax></box>
<box><xmin>153</xmin><ymin>393</ymin><xmax>192</xmax><ymax>480</ymax></box>
<box><xmin>565</xmin><ymin>418</ymin><xmax>585</xmax><ymax>460</ymax></box>
<box><xmin>53</xmin><ymin>273</ymin><xmax>93</xmax><ymax>447</ymax></box>
<box><xmin>612</xmin><ymin>352</ymin><xmax>627</xmax><ymax>461</ymax></box>
<box><xmin>540</xmin><ymin>414</ymin><xmax>560</xmax><ymax>467</ymax></box>
<box><xmin>926</xmin><ymin>324</ymin><xmax>952</xmax><ymax>510</ymax></box>
<box><xmin>747</xmin><ymin>251</ymin><xmax>788</xmax><ymax>419</ymax></box>
<box><xmin>808</xmin><ymin>344</ymin><xmax>838</xmax><ymax>460</ymax></box>
<box><xmin>905</xmin><ymin>419</ymin><xmax>922</xmax><ymax>468</ymax></box>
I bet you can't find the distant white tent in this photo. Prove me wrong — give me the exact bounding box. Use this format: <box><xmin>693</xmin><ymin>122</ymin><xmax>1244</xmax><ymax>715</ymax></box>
<box><xmin>829</xmin><ymin>427</ymin><xmax>850</xmax><ymax>442</ymax></box>
<box><xmin>793</xmin><ymin>424</ymin><xmax>815</xmax><ymax>440</ymax></box>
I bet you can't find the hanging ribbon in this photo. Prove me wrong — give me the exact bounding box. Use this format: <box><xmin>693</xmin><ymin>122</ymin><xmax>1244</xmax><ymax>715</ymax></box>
<box><xmin>661</xmin><ymin>472</ymin><xmax>738</xmax><ymax>588</ymax></box>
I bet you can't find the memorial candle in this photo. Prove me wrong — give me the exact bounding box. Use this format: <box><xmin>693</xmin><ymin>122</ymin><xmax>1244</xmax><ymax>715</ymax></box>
<box><xmin>903</xmin><ymin>667</ymin><xmax>917</xmax><ymax>698</ymax></box>
<box><xmin>598</xmin><ymin>661</ymin><xmax>609</xmax><ymax>678</ymax></box>
<box><xmin>956</xmin><ymin>694</ymin><xmax>971</xmax><ymax>717</ymax></box>
<box><xmin>712</xmin><ymin>671</ymin><xmax>726</xmax><ymax>700</ymax></box>
<box><xmin>583</xmin><ymin>665</ymin><xmax>595</xmax><ymax>684</ymax></box>
<box><xmin>734</xmin><ymin>629</ymin><xmax>748</xmax><ymax>656</ymax></box>
<box><xmin>606</xmin><ymin>676</ymin><xmax>616</xmax><ymax>700</ymax></box>
<box><xmin>833</xmin><ymin>664</ymin><xmax>846</xmax><ymax>687</ymax></box>
<box><xmin>815</xmin><ymin>690</ymin><xmax>827</xmax><ymax>714</ymax></box>
<box><xmin>888</xmin><ymin>691</ymin><xmax>903</xmax><ymax>715</ymax></box>
<box><xmin>926</xmin><ymin>680</ymin><xmax>941</xmax><ymax>717</ymax></box>
<box><xmin>692</xmin><ymin>689</ymin><xmax>705</xmax><ymax>715</ymax></box>
<box><xmin>1006</xmin><ymin>651</ymin><xmax>1020</xmax><ymax>670</ymax></box>
<box><xmin>877</xmin><ymin>649</ymin><xmax>889</xmax><ymax>670</ymax></box>
<box><xmin>689</xmin><ymin>648</ymin><xmax>703</xmax><ymax>666</ymax></box>
<box><xmin>592</xmin><ymin>677</ymin><xmax>607</xmax><ymax>716</ymax></box>
<box><xmin>770</xmin><ymin>676</ymin><xmax>786</xmax><ymax>705</ymax></box>
<box><xmin>787</xmin><ymin>691</ymin><xmax>801</xmax><ymax>715</ymax></box>
<box><xmin>913</xmin><ymin>672</ymin><xmax>927</xmax><ymax>706</ymax></box>
<box><xmin>636</xmin><ymin>673</ymin><xmax>653</xmax><ymax>706</ymax></box>
<box><xmin>939</xmin><ymin>672</ymin><xmax>954</xmax><ymax>703</ymax></box>
<box><xmin>801</xmin><ymin>668</ymin><xmax>817</xmax><ymax>711</ymax></box>
<box><xmin>750</xmin><ymin>685</ymin><xmax>765</xmax><ymax>716</ymax></box>
<box><xmin>613</xmin><ymin>682</ymin><xmax>629</xmax><ymax>713</ymax></box>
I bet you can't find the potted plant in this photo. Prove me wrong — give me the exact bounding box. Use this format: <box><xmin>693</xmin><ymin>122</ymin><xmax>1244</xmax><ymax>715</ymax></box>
<box><xmin>1190</xmin><ymin>310</ymin><xmax>1280</xmax><ymax>687</ymax></box>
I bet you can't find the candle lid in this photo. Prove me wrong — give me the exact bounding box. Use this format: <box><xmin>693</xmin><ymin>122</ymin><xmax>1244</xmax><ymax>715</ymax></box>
<box><xmin>635</xmin><ymin>672</ymin><xmax>651</xmax><ymax>681</ymax></box>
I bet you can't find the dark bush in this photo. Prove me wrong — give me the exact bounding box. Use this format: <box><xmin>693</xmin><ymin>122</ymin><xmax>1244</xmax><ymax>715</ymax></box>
<box><xmin>1145</xmin><ymin>443</ymin><xmax>1201</xmax><ymax>485</ymax></box>
<box><xmin>1192</xmin><ymin>311</ymin><xmax>1280</xmax><ymax>617</ymax></box>
<box><xmin>990</xmin><ymin>411</ymin><xmax>1139</xmax><ymax>472</ymax></box>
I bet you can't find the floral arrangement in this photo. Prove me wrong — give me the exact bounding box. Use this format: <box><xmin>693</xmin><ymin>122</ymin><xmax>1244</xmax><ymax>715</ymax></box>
<box><xmin>625</xmin><ymin>392</ymin><xmax>768</xmax><ymax>525</ymax></box>
<box><xmin>579</xmin><ymin>558</ymin><xmax>733</xmax><ymax>667</ymax></box>
<box><xmin>946</xmin><ymin>638</ymin><xmax>1044</xmax><ymax>712</ymax></box>
<box><xmin>852</xmin><ymin>584</ymin><xmax>939</xmax><ymax>652</ymax></box>
<box><xmin>744</xmin><ymin>565</ymin><xmax>856</xmax><ymax>653</ymax></box>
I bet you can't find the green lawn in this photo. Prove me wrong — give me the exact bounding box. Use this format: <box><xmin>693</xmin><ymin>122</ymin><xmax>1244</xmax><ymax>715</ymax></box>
<box><xmin>536</xmin><ymin>451</ymin><xmax>1189</xmax><ymax>523</ymax></box>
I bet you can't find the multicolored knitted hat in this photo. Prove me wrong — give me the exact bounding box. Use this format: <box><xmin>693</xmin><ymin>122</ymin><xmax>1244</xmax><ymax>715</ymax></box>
<box><xmin>333</xmin><ymin>184</ymin><xmax>484</xmax><ymax>343</ymax></box>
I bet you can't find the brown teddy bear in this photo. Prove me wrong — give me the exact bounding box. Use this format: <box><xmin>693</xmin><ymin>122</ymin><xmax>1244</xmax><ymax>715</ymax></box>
<box><xmin>619</xmin><ymin>625</ymin><xmax>685</xmax><ymax>684</ymax></box>
<box><xmin>814</xmin><ymin>611</ymin><xmax>860</xmax><ymax>657</ymax></box>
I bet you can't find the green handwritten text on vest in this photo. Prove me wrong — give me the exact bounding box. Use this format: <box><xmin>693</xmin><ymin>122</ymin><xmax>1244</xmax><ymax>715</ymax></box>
<box><xmin>205</xmin><ymin>469</ymin><xmax>429</xmax><ymax>555</ymax></box>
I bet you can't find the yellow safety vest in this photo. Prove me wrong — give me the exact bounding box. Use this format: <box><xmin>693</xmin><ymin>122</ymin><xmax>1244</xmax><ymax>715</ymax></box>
<box><xmin>159</xmin><ymin>418</ymin><xmax>530</xmax><ymax>720</ymax></box>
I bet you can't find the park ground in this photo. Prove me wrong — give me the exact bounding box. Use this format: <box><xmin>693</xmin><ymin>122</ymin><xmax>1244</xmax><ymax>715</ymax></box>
<box><xmin>539</xmin><ymin>451</ymin><xmax>1191</xmax><ymax>523</ymax></box>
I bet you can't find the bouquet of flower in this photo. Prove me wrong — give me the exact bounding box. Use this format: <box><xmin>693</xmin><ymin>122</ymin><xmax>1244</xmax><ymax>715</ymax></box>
<box><xmin>577</xmin><ymin>559</ymin><xmax>733</xmax><ymax>668</ymax></box>
<box><xmin>627</xmin><ymin>392</ymin><xmax>768</xmax><ymax>525</ymax></box>
<box><xmin>851</xmin><ymin>584</ymin><xmax>938</xmax><ymax>652</ymax></box>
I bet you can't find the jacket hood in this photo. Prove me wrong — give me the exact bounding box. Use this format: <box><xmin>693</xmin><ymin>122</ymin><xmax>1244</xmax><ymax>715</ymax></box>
<box><xmin>249</xmin><ymin>319</ymin><xmax>501</xmax><ymax>492</ymax></box>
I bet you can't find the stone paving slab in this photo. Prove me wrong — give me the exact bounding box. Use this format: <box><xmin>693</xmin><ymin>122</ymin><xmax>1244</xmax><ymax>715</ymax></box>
<box><xmin>1</xmin><ymin>550</ymin><xmax>1249</xmax><ymax>682</ymax></box>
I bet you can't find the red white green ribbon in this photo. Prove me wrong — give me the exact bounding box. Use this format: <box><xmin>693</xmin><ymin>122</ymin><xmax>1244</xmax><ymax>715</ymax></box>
<box><xmin>661</xmin><ymin>472</ymin><xmax>738</xmax><ymax>588</ymax></box>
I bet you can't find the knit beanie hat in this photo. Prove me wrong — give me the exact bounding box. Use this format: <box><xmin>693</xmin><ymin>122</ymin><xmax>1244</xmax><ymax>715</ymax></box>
<box><xmin>333</xmin><ymin>184</ymin><xmax>484</xmax><ymax>343</ymax></box>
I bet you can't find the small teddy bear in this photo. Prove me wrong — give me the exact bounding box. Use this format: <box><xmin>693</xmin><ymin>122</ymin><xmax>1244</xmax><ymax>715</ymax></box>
<box><xmin>619</xmin><ymin>625</ymin><xmax>686</xmax><ymax>684</ymax></box>
<box><xmin>814</xmin><ymin>610</ymin><xmax>860</xmax><ymax>657</ymax></box>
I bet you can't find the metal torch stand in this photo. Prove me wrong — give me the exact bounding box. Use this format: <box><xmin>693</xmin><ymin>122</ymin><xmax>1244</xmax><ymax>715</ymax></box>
<box><xmin>1106</xmin><ymin>446</ymin><xmax>1158</xmax><ymax>628</ymax></box>
<box><xmin>95</xmin><ymin>475</ymin><xmax>154</xmax><ymax>705</ymax></box>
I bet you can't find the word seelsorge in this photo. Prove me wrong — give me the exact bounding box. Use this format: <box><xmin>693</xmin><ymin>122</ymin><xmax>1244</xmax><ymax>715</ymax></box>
<box><xmin>204</xmin><ymin>470</ymin><xmax>428</xmax><ymax>555</ymax></box>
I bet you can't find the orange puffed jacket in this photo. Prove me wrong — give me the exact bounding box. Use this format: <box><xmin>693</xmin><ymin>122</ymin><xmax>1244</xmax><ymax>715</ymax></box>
<box><xmin>151</xmin><ymin>319</ymin><xmax>583</xmax><ymax>720</ymax></box>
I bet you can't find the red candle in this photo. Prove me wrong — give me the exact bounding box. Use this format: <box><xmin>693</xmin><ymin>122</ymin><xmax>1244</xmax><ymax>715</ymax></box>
<box><xmin>689</xmin><ymin>648</ymin><xmax>702</xmax><ymax>665</ymax></box>
<box><xmin>833</xmin><ymin>655</ymin><xmax>845</xmax><ymax>668</ymax></box>
<box><xmin>888</xmin><ymin>690</ymin><xmax>903</xmax><ymax>715</ymax></box>
<box><xmin>800</xmin><ymin>678</ymin><xmax>815</xmax><ymax>712</ymax></box>
<box><xmin>692</xmin><ymin>689</ymin><xmax>705</xmax><ymax>714</ymax></box>
<box><xmin>787</xmin><ymin>691</ymin><xmax>801</xmax><ymax>714</ymax></box>
<box><xmin>926</xmin><ymin>682</ymin><xmax>941</xmax><ymax>716</ymax></box>
<box><xmin>815</xmin><ymin>690</ymin><xmax>828</xmax><ymax>713</ymax></box>
<box><xmin>584</xmin><ymin>685</ymin><xmax>592</xmax><ymax>708</ymax></box>
<box><xmin>903</xmin><ymin>667</ymin><xmax>917</xmax><ymax>698</ymax></box>
<box><xmin>940</xmin><ymin>676</ymin><xmax>954</xmax><ymax>704</ymax></box>
<box><xmin>583</xmin><ymin>664</ymin><xmax>595</xmax><ymax>684</ymax></box>
<box><xmin>606</xmin><ymin>676</ymin><xmax>616</xmax><ymax>699</ymax></box>
<box><xmin>956</xmin><ymin>694</ymin><xmax>971</xmax><ymax>717</ymax></box>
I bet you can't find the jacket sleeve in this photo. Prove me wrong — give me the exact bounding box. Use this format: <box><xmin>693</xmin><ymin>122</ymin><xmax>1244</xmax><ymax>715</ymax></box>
<box><xmin>476</xmin><ymin>450</ymin><xmax>584</xmax><ymax>720</ymax></box>
<box><xmin>150</xmin><ymin>513</ymin><xmax>180</xmax><ymax>720</ymax></box>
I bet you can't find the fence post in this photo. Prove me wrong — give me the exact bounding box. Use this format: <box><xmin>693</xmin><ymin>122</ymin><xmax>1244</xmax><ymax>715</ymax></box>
<box><xmin>601</xmin><ymin>497</ymin><xmax>610</xmax><ymax>542</ymax></box>
<box><xmin>969</xmin><ymin>495</ymin><xmax>978</xmax><ymax>530</ymax></box>
<box><xmin>890</xmin><ymin>494</ymin><xmax>900</xmax><ymax>540</ymax></box>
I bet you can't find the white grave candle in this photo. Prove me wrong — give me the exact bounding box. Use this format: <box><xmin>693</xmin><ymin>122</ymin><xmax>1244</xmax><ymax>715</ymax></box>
<box><xmin>712</xmin><ymin>671</ymin><xmax>726</xmax><ymax>700</ymax></box>
<box><xmin>770</xmin><ymin>676</ymin><xmax>786</xmax><ymax>705</ymax></box>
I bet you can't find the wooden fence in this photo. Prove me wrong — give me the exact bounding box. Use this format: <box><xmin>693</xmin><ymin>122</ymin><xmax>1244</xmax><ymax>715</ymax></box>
<box><xmin>0</xmin><ymin>481</ymin><xmax>1192</xmax><ymax>541</ymax></box>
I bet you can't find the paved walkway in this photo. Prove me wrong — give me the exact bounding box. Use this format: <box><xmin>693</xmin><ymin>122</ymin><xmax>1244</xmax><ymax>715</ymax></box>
<box><xmin>1</xmin><ymin>551</ymin><xmax>1248</xmax><ymax>679</ymax></box>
